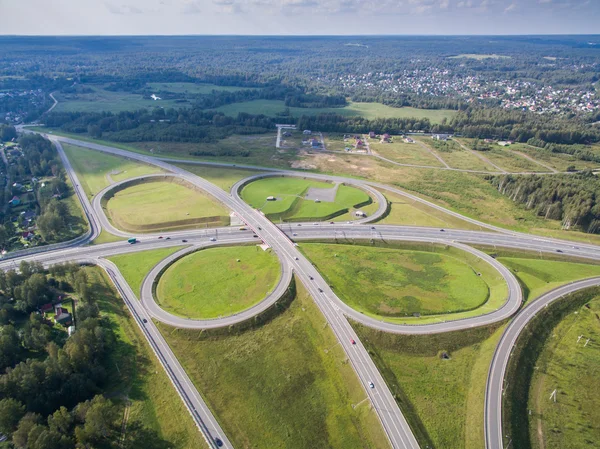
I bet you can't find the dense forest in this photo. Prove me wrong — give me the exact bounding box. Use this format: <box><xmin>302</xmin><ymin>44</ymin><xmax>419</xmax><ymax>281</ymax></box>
<box><xmin>0</xmin><ymin>261</ymin><xmax>170</xmax><ymax>449</ymax></box>
<box><xmin>489</xmin><ymin>171</ymin><xmax>600</xmax><ymax>233</ymax></box>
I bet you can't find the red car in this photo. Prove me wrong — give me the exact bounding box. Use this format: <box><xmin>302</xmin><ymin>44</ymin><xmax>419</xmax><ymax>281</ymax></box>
<box><xmin>351</xmin><ymin>339</ymin><xmax>356</xmax><ymax>345</ymax></box>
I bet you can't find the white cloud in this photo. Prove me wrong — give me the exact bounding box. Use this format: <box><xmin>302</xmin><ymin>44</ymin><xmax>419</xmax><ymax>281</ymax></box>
<box><xmin>504</xmin><ymin>1</ymin><xmax>517</xmax><ymax>12</ymax></box>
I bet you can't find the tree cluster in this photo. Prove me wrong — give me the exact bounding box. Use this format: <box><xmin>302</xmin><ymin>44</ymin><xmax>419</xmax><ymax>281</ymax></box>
<box><xmin>0</xmin><ymin>262</ymin><xmax>170</xmax><ymax>448</ymax></box>
<box><xmin>490</xmin><ymin>171</ymin><xmax>600</xmax><ymax>233</ymax></box>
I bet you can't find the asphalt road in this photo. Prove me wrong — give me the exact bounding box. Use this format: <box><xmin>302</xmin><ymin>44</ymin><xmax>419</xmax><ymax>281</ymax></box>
<box><xmin>484</xmin><ymin>277</ymin><xmax>600</xmax><ymax>449</ymax></box>
<box><xmin>12</xmin><ymin>131</ymin><xmax>600</xmax><ymax>449</ymax></box>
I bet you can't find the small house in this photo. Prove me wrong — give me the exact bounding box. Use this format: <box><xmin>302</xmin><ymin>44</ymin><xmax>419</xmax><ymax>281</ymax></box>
<box><xmin>303</xmin><ymin>130</ymin><xmax>312</xmax><ymax>135</ymax></box>
<box><xmin>311</xmin><ymin>138</ymin><xmax>321</xmax><ymax>148</ymax></box>
<box><xmin>355</xmin><ymin>211</ymin><xmax>367</xmax><ymax>218</ymax></box>
<box><xmin>368</xmin><ymin>131</ymin><xmax>376</xmax><ymax>139</ymax></box>
<box><xmin>8</xmin><ymin>196</ymin><xmax>20</xmax><ymax>207</ymax></box>
<box><xmin>404</xmin><ymin>137</ymin><xmax>415</xmax><ymax>144</ymax></box>
<box><xmin>266</xmin><ymin>196</ymin><xmax>276</xmax><ymax>201</ymax></box>
<box><xmin>380</xmin><ymin>133</ymin><xmax>391</xmax><ymax>143</ymax></box>
<box><xmin>354</xmin><ymin>139</ymin><xmax>364</xmax><ymax>149</ymax></box>
<box><xmin>55</xmin><ymin>311</ymin><xmax>72</xmax><ymax>326</ymax></box>
<box><xmin>22</xmin><ymin>231</ymin><xmax>34</xmax><ymax>240</ymax></box>
<box><xmin>498</xmin><ymin>141</ymin><xmax>511</xmax><ymax>147</ymax></box>
<box><xmin>40</xmin><ymin>303</ymin><xmax>53</xmax><ymax>314</ymax></box>
<box><xmin>432</xmin><ymin>134</ymin><xmax>450</xmax><ymax>141</ymax></box>
<box><xmin>12</xmin><ymin>182</ymin><xmax>23</xmax><ymax>190</ymax></box>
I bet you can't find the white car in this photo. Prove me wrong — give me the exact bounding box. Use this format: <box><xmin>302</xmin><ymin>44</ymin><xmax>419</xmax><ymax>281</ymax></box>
<box><xmin>210</xmin><ymin>237</ymin><xmax>216</xmax><ymax>242</ymax></box>
<box><xmin>368</xmin><ymin>382</ymin><xmax>375</xmax><ymax>389</ymax></box>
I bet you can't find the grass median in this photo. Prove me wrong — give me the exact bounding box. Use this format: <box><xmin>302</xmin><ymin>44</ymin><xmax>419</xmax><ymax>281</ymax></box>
<box><xmin>108</xmin><ymin>246</ymin><xmax>186</xmax><ymax>296</ymax></box>
<box><xmin>62</xmin><ymin>143</ymin><xmax>162</xmax><ymax>198</ymax></box>
<box><xmin>86</xmin><ymin>266</ymin><xmax>206</xmax><ymax>449</ymax></box>
<box><xmin>156</xmin><ymin>278</ymin><xmax>390</xmax><ymax>449</ymax></box>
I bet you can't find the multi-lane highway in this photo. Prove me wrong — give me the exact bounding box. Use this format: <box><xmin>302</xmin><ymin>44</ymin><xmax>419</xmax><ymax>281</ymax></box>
<box><xmin>9</xmin><ymin>130</ymin><xmax>600</xmax><ymax>449</ymax></box>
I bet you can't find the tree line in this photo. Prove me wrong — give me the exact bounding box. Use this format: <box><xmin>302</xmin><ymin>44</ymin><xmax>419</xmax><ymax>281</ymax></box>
<box><xmin>0</xmin><ymin>261</ymin><xmax>171</xmax><ymax>448</ymax></box>
<box><xmin>489</xmin><ymin>171</ymin><xmax>600</xmax><ymax>233</ymax></box>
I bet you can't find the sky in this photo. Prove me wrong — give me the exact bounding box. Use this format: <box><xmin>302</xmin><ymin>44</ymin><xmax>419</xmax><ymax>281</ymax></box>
<box><xmin>0</xmin><ymin>0</ymin><xmax>598</xmax><ymax>35</ymax></box>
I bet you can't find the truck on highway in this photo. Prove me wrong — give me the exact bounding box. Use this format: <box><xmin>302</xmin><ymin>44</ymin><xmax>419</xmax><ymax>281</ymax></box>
<box><xmin>127</xmin><ymin>238</ymin><xmax>137</xmax><ymax>244</ymax></box>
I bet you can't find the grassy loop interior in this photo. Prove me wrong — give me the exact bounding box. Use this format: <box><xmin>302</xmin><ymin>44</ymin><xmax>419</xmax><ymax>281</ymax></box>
<box><xmin>102</xmin><ymin>175</ymin><xmax>230</xmax><ymax>233</ymax></box>
<box><xmin>240</xmin><ymin>175</ymin><xmax>376</xmax><ymax>222</ymax></box>
<box><xmin>300</xmin><ymin>240</ymin><xmax>508</xmax><ymax>322</ymax></box>
<box><xmin>154</xmin><ymin>244</ymin><xmax>281</xmax><ymax>320</ymax></box>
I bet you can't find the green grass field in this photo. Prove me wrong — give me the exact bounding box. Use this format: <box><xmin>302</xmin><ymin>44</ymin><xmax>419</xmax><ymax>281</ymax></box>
<box><xmin>370</xmin><ymin>137</ymin><xmax>446</xmax><ymax>167</ymax></box>
<box><xmin>62</xmin><ymin>143</ymin><xmax>162</xmax><ymax>198</ymax></box>
<box><xmin>509</xmin><ymin>143</ymin><xmax>600</xmax><ymax>172</ymax></box>
<box><xmin>241</xmin><ymin>177</ymin><xmax>372</xmax><ymax>221</ymax></box>
<box><xmin>86</xmin><ymin>266</ymin><xmax>206</xmax><ymax>449</ymax></box>
<box><xmin>156</xmin><ymin>279</ymin><xmax>390</xmax><ymax>449</ymax></box>
<box><xmin>105</xmin><ymin>180</ymin><xmax>230</xmax><ymax>232</ymax></box>
<box><xmin>130</xmin><ymin>134</ymin><xmax>284</xmax><ymax>167</ymax></box>
<box><xmin>377</xmin><ymin>189</ymin><xmax>485</xmax><ymax>230</ymax></box>
<box><xmin>108</xmin><ymin>246</ymin><xmax>186</xmax><ymax>296</ymax></box>
<box><xmin>301</xmin><ymin>243</ymin><xmax>489</xmax><ymax>317</ymax></box>
<box><xmin>415</xmin><ymin>137</ymin><xmax>495</xmax><ymax>171</ymax></box>
<box><xmin>352</xmin><ymin>253</ymin><xmax>600</xmax><ymax>449</ymax></box>
<box><xmin>527</xmin><ymin>297</ymin><xmax>600</xmax><ymax>449</ymax></box>
<box><xmin>497</xmin><ymin>257</ymin><xmax>600</xmax><ymax>303</ymax></box>
<box><xmin>147</xmin><ymin>82</ymin><xmax>255</xmax><ymax>94</ymax></box>
<box><xmin>354</xmin><ymin>321</ymin><xmax>506</xmax><ymax>449</ymax></box>
<box><xmin>156</xmin><ymin>246</ymin><xmax>280</xmax><ymax>319</ymax></box>
<box><xmin>215</xmin><ymin>100</ymin><xmax>457</xmax><ymax>123</ymax></box>
<box><xmin>54</xmin><ymin>85</ymin><xmax>187</xmax><ymax>113</ymax></box>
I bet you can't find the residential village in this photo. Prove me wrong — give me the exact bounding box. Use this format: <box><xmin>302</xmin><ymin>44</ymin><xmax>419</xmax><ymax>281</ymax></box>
<box><xmin>0</xmin><ymin>140</ymin><xmax>46</xmax><ymax>252</ymax></box>
<box><xmin>325</xmin><ymin>66</ymin><xmax>600</xmax><ymax>115</ymax></box>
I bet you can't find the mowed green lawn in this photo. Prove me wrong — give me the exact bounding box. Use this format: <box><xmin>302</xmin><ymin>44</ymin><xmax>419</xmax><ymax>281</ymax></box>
<box><xmin>528</xmin><ymin>297</ymin><xmax>600</xmax><ymax>449</ymax></box>
<box><xmin>106</xmin><ymin>180</ymin><xmax>230</xmax><ymax>232</ymax></box>
<box><xmin>498</xmin><ymin>257</ymin><xmax>600</xmax><ymax>303</ymax></box>
<box><xmin>215</xmin><ymin>100</ymin><xmax>457</xmax><ymax>123</ymax></box>
<box><xmin>352</xmin><ymin>253</ymin><xmax>600</xmax><ymax>449</ymax></box>
<box><xmin>156</xmin><ymin>280</ymin><xmax>390</xmax><ymax>449</ymax></box>
<box><xmin>301</xmin><ymin>243</ymin><xmax>489</xmax><ymax>317</ymax></box>
<box><xmin>156</xmin><ymin>246</ymin><xmax>280</xmax><ymax>319</ymax></box>
<box><xmin>62</xmin><ymin>143</ymin><xmax>162</xmax><ymax>198</ymax></box>
<box><xmin>108</xmin><ymin>246</ymin><xmax>186</xmax><ymax>296</ymax></box>
<box><xmin>241</xmin><ymin>177</ymin><xmax>371</xmax><ymax>221</ymax></box>
<box><xmin>86</xmin><ymin>266</ymin><xmax>206</xmax><ymax>449</ymax></box>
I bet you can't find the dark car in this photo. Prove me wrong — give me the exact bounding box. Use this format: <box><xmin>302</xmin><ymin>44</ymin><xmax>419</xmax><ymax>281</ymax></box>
<box><xmin>556</xmin><ymin>249</ymin><xmax>563</xmax><ymax>253</ymax></box>
<box><xmin>142</xmin><ymin>318</ymin><xmax>148</xmax><ymax>323</ymax></box>
<box><xmin>253</xmin><ymin>234</ymin><xmax>258</xmax><ymax>238</ymax></box>
<box><xmin>215</xmin><ymin>438</ymin><xmax>223</xmax><ymax>447</ymax></box>
<box><xmin>318</xmin><ymin>288</ymin><xmax>323</xmax><ymax>292</ymax></box>
<box><xmin>440</xmin><ymin>229</ymin><xmax>445</xmax><ymax>232</ymax></box>
<box><xmin>158</xmin><ymin>236</ymin><xmax>163</xmax><ymax>239</ymax></box>
<box><xmin>166</xmin><ymin>237</ymin><xmax>171</xmax><ymax>240</ymax></box>
<box><xmin>309</xmin><ymin>276</ymin><xmax>314</xmax><ymax>280</ymax></box>
<box><xmin>182</xmin><ymin>239</ymin><xmax>188</xmax><ymax>242</ymax></box>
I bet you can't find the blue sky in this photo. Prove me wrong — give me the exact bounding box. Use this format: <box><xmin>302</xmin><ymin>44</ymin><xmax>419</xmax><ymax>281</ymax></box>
<box><xmin>1</xmin><ymin>0</ymin><xmax>598</xmax><ymax>35</ymax></box>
